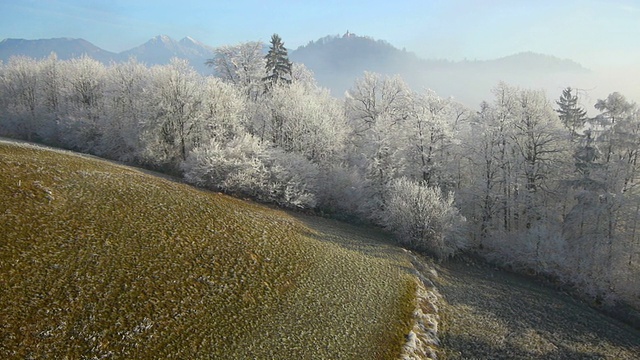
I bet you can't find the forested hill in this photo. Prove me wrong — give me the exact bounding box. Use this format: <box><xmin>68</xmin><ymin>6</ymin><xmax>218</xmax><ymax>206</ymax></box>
<box><xmin>289</xmin><ymin>33</ymin><xmax>427</xmax><ymax>74</ymax></box>
<box><xmin>290</xmin><ymin>33</ymin><xmax>586</xmax><ymax>76</ymax></box>
<box><xmin>289</xmin><ymin>33</ymin><xmax>589</xmax><ymax>103</ymax></box>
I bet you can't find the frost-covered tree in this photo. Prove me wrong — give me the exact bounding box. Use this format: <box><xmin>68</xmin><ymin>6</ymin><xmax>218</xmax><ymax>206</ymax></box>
<box><xmin>36</xmin><ymin>53</ymin><xmax>64</xmax><ymax>143</ymax></box>
<box><xmin>0</xmin><ymin>56</ymin><xmax>42</xmax><ymax>141</ymax></box>
<box><xmin>264</xmin><ymin>148</ymin><xmax>319</xmax><ymax>208</ymax></box>
<box><xmin>382</xmin><ymin>177</ymin><xmax>467</xmax><ymax>259</ymax></box>
<box><xmin>101</xmin><ymin>58</ymin><xmax>151</xmax><ymax>161</ymax></box>
<box><xmin>182</xmin><ymin>134</ymin><xmax>319</xmax><ymax>209</ymax></box>
<box><xmin>182</xmin><ymin>134</ymin><xmax>269</xmax><ymax>198</ymax></box>
<box><xmin>462</xmin><ymin>83</ymin><xmax>519</xmax><ymax>235</ymax></box>
<box><xmin>40</xmin><ymin>53</ymin><xmax>61</xmax><ymax>115</ymax></box>
<box><xmin>267</xmin><ymin>82</ymin><xmax>348</xmax><ymax>163</ymax></box>
<box><xmin>565</xmin><ymin>94</ymin><xmax>640</xmax><ymax>297</ymax></box>
<box><xmin>200</xmin><ymin>76</ymin><xmax>247</xmax><ymax>142</ymax></box>
<box><xmin>511</xmin><ymin>88</ymin><xmax>568</xmax><ymax>229</ymax></box>
<box><xmin>144</xmin><ymin>59</ymin><xmax>204</xmax><ymax>169</ymax></box>
<box><xmin>207</xmin><ymin>41</ymin><xmax>265</xmax><ymax>99</ymax></box>
<box><xmin>59</xmin><ymin>55</ymin><xmax>107</xmax><ymax>152</ymax></box>
<box><xmin>594</xmin><ymin>92</ymin><xmax>637</xmax><ymax>166</ymax></box>
<box><xmin>291</xmin><ymin>62</ymin><xmax>317</xmax><ymax>88</ymax></box>
<box><xmin>400</xmin><ymin>90</ymin><xmax>456</xmax><ymax>187</ymax></box>
<box><xmin>346</xmin><ymin>72</ymin><xmax>410</xmax><ymax>132</ymax></box>
<box><xmin>64</xmin><ymin>55</ymin><xmax>106</xmax><ymax>114</ymax></box>
<box><xmin>461</xmin><ymin>83</ymin><xmax>570</xmax><ymax>269</ymax></box>
<box><xmin>466</xmin><ymin>101</ymin><xmax>507</xmax><ymax>239</ymax></box>
<box><xmin>595</xmin><ymin>92</ymin><xmax>634</xmax><ymax>126</ymax></box>
<box><xmin>345</xmin><ymin>72</ymin><xmax>411</xmax><ymax>219</ymax></box>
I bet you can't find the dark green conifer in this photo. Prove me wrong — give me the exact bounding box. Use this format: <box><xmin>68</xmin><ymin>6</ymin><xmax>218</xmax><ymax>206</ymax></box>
<box><xmin>263</xmin><ymin>34</ymin><xmax>292</xmax><ymax>88</ymax></box>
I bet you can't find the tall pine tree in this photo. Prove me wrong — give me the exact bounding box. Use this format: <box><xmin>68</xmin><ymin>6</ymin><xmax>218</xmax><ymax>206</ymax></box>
<box><xmin>263</xmin><ymin>34</ymin><xmax>292</xmax><ymax>89</ymax></box>
<box><xmin>556</xmin><ymin>87</ymin><xmax>588</xmax><ymax>137</ymax></box>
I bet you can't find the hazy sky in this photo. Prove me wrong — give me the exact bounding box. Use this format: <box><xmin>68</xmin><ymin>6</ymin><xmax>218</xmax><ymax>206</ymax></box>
<box><xmin>1</xmin><ymin>0</ymin><xmax>639</xmax><ymax>69</ymax></box>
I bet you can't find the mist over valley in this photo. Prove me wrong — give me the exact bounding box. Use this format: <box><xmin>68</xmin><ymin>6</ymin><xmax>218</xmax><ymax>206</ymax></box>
<box><xmin>2</xmin><ymin>32</ymin><xmax>633</xmax><ymax>111</ymax></box>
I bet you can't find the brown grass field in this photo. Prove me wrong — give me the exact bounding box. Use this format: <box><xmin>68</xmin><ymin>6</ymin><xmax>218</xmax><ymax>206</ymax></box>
<box><xmin>0</xmin><ymin>141</ymin><xmax>419</xmax><ymax>359</ymax></box>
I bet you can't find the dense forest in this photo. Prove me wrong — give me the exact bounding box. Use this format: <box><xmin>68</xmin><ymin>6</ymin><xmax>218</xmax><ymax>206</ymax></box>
<box><xmin>0</xmin><ymin>37</ymin><xmax>638</xmax><ymax>313</ymax></box>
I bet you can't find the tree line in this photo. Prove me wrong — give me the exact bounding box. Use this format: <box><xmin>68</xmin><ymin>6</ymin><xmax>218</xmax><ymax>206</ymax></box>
<box><xmin>0</xmin><ymin>35</ymin><xmax>638</xmax><ymax>311</ymax></box>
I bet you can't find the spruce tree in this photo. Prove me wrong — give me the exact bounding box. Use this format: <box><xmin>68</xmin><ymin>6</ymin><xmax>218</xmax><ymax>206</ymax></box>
<box><xmin>263</xmin><ymin>34</ymin><xmax>292</xmax><ymax>89</ymax></box>
<box><xmin>556</xmin><ymin>87</ymin><xmax>588</xmax><ymax>137</ymax></box>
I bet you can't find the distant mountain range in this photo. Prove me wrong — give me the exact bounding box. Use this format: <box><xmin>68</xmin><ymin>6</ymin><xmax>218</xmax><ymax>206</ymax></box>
<box><xmin>0</xmin><ymin>37</ymin><xmax>119</xmax><ymax>64</ymax></box>
<box><xmin>119</xmin><ymin>35</ymin><xmax>216</xmax><ymax>73</ymax></box>
<box><xmin>0</xmin><ymin>35</ymin><xmax>216</xmax><ymax>73</ymax></box>
<box><xmin>0</xmin><ymin>33</ymin><xmax>590</xmax><ymax>106</ymax></box>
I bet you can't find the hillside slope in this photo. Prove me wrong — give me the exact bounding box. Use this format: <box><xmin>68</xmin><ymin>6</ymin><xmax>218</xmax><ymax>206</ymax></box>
<box><xmin>0</xmin><ymin>141</ymin><xmax>430</xmax><ymax>359</ymax></box>
<box><xmin>435</xmin><ymin>258</ymin><xmax>640</xmax><ymax>359</ymax></box>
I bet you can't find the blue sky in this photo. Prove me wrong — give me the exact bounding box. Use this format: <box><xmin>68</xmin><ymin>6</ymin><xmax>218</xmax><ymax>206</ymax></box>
<box><xmin>1</xmin><ymin>0</ymin><xmax>639</xmax><ymax>69</ymax></box>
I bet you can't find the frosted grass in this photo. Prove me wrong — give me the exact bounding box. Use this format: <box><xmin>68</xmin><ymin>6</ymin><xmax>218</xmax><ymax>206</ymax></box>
<box><xmin>0</xmin><ymin>142</ymin><xmax>433</xmax><ymax>359</ymax></box>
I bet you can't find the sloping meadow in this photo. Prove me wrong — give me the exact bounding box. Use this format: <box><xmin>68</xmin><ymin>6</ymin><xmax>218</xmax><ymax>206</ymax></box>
<box><xmin>0</xmin><ymin>141</ymin><xmax>419</xmax><ymax>359</ymax></box>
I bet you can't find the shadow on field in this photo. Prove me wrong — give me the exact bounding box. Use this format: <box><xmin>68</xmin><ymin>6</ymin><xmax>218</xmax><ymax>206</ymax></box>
<box><xmin>285</xmin><ymin>211</ymin><xmax>640</xmax><ymax>358</ymax></box>
<box><xmin>443</xmin><ymin>333</ymin><xmax>606</xmax><ymax>360</ymax></box>
<box><xmin>437</xmin><ymin>259</ymin><xmax>640</xmax><ymax>359</ymax></box>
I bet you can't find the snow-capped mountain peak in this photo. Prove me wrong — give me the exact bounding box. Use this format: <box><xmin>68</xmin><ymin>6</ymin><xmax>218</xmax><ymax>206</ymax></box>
<box><xmin>181</xmin><ymin>36</ymin><xmax>197</xmax><ymax>44</ymax></box>
<box><xmin>152</xmin><ymin>34</ymin><xmax>174</xmax><ymax>44</ymax></box>
<box><xmin>117</xmin><ymin>35</ymin><xmax>214</xmax><ymax>72</ymax></box>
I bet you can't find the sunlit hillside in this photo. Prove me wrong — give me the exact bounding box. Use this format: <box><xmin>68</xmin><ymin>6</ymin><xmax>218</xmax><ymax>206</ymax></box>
<box><xmin>0</xmin><ymin>141</ymin><xmax>423</xmax><ymax>359</ymax></box>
